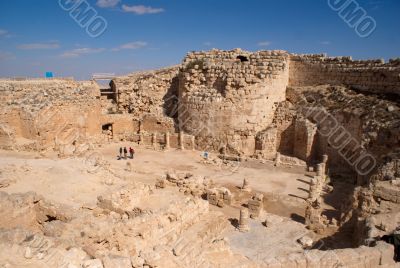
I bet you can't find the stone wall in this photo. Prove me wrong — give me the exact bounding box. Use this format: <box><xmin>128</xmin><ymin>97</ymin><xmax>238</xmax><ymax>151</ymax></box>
<box><xmin>0</xmin><ymin>79</ymin><xmax>103</xmax><ymax>152</ymax></box>
<box><xmin>293</xmin><ymin>117</ymin><xmax>318</xmax><ymax>162</ymax></box>
<box><xmin>105</xmin><ymin>49</ymin><xmax>400</xmax><ymax>162</ymax></box>
<box><xmin>289</xmin><ymin>54</ymin><xmax>400</xmax><ymax>96</ymax></box>
<box><xmin>178</xmin><ymin>49</ymin><xmax>289</xmax><ymax>155</ymax></box>
<box><xmin>2</xmin><ymin>49</ymin><xmax>399</xmax><ymax>163</ymax></box>
<box><xmin>111</xmin><ymin>66</ymin><xmax>180</xmax><ymax>121</ymax></box>
<box><xmin>287</xmin><ymin>85</ymin><xmax>400</xmax><ymax>183</ymax></box>
<box><xmin>265</xmin><ymin>241</ymin><xmax>396</xmax><ymax>267</ymax></box>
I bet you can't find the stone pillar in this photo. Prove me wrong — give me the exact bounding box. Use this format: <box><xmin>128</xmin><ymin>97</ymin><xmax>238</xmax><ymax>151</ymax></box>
<box><xmin>242</xmin><ymin>179</ymin><xmax>251</xmax><ymax>192</ymax></box>
<box><xmin>139</xmin><ymin>132</ymin><xmax>144</xmax><ymax>146</ymax></box>
<box><xmin>191</xmin><ymin>136</ymin><xmax>195</xmax><ymax>151</ymax></box>
<box><xmin>308</xmin><ymin>176</ymin><xmax>321</xmax><ymax>201</ymax></box>
<box><xmin>207</xmin><ymin>189</ymin><xmax>218</xmax><ymax>206</ymax></box>
<box><xmin>238</xmin><ymin>208</ymin><xmax>250</xmax><ymax>232</ymax></box>
<box><xmin>275</xmin><ymin>152</ymin><xmax>281</xmax><ymax>167</ymax></box>
<box><xmin>316</xmin><ymin>163</ymin><xmax>324</xmax><ymax>177</ymax></box>
<box><xmin>179</xmin><ymin>131</ymin><xmax>184</xmax><ymax>150</ymax></box>
<box><xmin>223</xmin><ymin>189</ymin><xmax>232</xmax><ymax>205</ymax></box>
<box><xmin>248</xmin><ymin>193</ymin><xmax>264</xmax><ymax>219</ymax></box>
<box><xmin>138</xmin><ymin>120</ymin><xmax>143</xmax><ymax>132</ymax></box>
<box><xmin>165</xmin><ymin>132</ymin><xmax>170</xmax><ymax>150</ymax></box>
<box><xmin>305</xmin><ymin>203</ymin><xmax>312</xmax><ymax>226</ymax></box>
<box><xmin>152</xmin><ymin>133</ymin><xmax>157</xmax><ymax>149</ymax></box>
<box><xmin>304</xmin><ymin>199</ymin><xmax>324</xmax><ymax>233</ymax></box>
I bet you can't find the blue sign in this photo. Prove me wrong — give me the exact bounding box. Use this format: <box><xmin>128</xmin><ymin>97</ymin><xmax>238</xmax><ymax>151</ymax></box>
<box><xmin>45</xmin><ymin>72</ymin><xmax>54</xmax><ymax>78</ymax></box>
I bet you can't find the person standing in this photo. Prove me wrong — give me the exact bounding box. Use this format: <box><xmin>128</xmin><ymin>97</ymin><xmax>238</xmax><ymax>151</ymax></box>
<box><xmin>123</xmin><ymin>147</ymin><xmax>127</xmax><ymax>159</ymax></box>
<box><xmin>119</xmin><ymin>147</ymin><xmax>123</xmax><ymax>159</ymax></box>
<box><xmin>129</xmin><ymin>147</ymin><xmax>134</xmax><ymax>159</ymax></box>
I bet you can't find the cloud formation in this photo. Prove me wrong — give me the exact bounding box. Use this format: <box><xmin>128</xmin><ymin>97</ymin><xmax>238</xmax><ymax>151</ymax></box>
<box><xmin>60</xmin><ymin>47</ymin><xmax>105</xmax><ymax>58</ymax></box>
<box><xmin>0</xmin><ymin>29</ymin><xmax>8</xmax><ymax>37</ymax></box>
<box><xmin>0</xmin><ymin>51</ymin><xmax>16</xmax><ymax>61</ymax></box>
<box><xmin>17</xmin><ymin>42</ymin><xmax>60</xmax><ymax>50</ymax></box>
<box><xmin>112</xmin><ymin>41</ymin><xmax>147</xmax><ymax>51</ymax></box>
<box><xmin>122</xmin><ymin>5</ymin><xmax>164</xmax><ymax>15</ymax></box>
<box><xmin>96</xmin><ymin>0</ymin><xmax>120</xmax><ymax>8</ymax></box>
<box><xmin>257</xmin><ymin>41</ymin><xmax>271</xmax><ymax>47</ymax></box>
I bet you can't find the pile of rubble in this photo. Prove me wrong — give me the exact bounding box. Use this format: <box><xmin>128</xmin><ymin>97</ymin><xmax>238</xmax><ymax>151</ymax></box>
<box><xmin>156</xmin><ymin>171</ymin><xmax>214</xmax><ymax>198</ymax></box>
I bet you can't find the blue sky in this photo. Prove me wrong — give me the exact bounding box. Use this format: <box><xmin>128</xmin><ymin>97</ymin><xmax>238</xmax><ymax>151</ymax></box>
<box><xmin>0</xmin><ymin>0</ymin><xmax>399</xmax><ymax>80</ymax></box>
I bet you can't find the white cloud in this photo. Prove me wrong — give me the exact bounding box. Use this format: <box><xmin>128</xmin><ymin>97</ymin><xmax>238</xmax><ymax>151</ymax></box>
<box><xmin>17</xmin><ymin>41</ymin><xmax>60</xmax><ymax>50</ymax></box>
<box><xmin>112</xmin><ymin>41</ymin><xmax>147</xmax><ymax>51</ymax></box>
<box><xmin>203</xmin><ymin>42</ymin><xmax>212</xmax><ymax>47</ymax></box>
<box><xmin>96</xmin><ymin>0</ymin><xmax>120</xmax><ymax>8</ymax></box>
<box><xmin>0</xmin><ymin>29</ymin><xmax>8</xmax><ymax>37</ymax></box>
<box><xmin>257</xmin><ymin>41</ymin><xmax>272</xmax><ymax>47</ymax></box>
<box><xmin>320</xmin><ymin>41</ymin><xmax>331</xmax><ymax>45</ymax></box>
<box><xmin>122</xmin><ymin>5</ymin><xmax>164</xmax><ymax>15</ymax></box>
<box><xmin>60</xmin><ymin>47</ymin><xmax>105</xmax><ymax>58</ymax></box>
<box><xmin>0</xmin><ymin>51</ymin><xmax>15</xmax><ymax>61</ymax></box>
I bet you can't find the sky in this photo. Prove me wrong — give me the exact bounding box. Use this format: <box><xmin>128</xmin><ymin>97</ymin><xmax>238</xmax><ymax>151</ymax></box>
<box><xmin>0</xmin><ymin>0</ymin><xmax>399</xmax><ymax>80</ymax></box>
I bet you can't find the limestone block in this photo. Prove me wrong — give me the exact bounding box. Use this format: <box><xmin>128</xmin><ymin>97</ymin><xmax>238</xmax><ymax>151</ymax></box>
<box><xmin>334</xmin><ymin>248</ymin><xmax>362</xmax><ymax>267</ymax></box>
<box><xmin>62</xmin><ymin>248</ymin><xmax>89</xmax><ymax>267</ymax></box>
<box><xmin>375</xmin><ymin>241</ymin><xmax>395</xmax><ymax>266</ymax></box>
<box><xmin>287</xmin><ymin>253</ymin><xmax>307</xmax><ymax>268</ymax></box>
<box><xmin>82</xmin><ymin>259</ymin><xmax>104</xmax><ymax>268</ymax></box>
<box><xmin>102</xmin><ymin>255</ymin><xmax>132</xmax><ymax>268</ymax></box>
<box><xmin>262</xmin><ymin>258</ymin><xmax>281</xmax><ymax>268</ymax></box>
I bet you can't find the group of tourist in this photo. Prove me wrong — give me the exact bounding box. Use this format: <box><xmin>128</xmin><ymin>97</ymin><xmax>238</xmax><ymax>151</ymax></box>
<box><xmin>118</xmin><ymin>147</ymin><xmax>135</xmax><ymax>160</ymax></box>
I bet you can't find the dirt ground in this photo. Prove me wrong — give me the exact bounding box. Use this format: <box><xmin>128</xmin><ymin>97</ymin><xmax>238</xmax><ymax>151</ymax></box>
<box><xmin>0</xmin><ymin>143</ymin><xmax>312</xmax><ymax>214</ymax></box>
<box><xmin>1</xmin><ymin>143</ymin><xmax>361</xmax><ymax>265</ymax></box>
<box><xmin>0</xmin><ymin>142</ymin><xmax>314</xmax><ymax>212</ymax></box>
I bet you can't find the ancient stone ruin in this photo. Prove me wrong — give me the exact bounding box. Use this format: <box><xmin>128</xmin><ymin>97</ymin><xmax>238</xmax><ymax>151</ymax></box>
<box><xmin>0</xmin><ymin>48</ymin><xmax>399</xmax><ymax>267</ymax></box>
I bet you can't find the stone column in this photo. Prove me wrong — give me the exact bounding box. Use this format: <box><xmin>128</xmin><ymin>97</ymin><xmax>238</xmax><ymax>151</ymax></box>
<box><xmin>322</xmin><ymin>154</ymin><xmax>328</xmax><ymax>177</ymax></box>
<box><xmin>165</xmin><ymin>132</ymin><xmax>170</xmax><ymax>150</ymax></box>
<box><xmin>316</xmin><ymin>163</ymin><xmax>324</xmax><ymax>177</ymax></box>
<box><xmin>152</xmin><ymin>133</ymin><xmax>157</xmax><ymax>149</ymax></box>
<box><xmin>308</xmin><ymin>176</ymin><xmax>321</xmax><ymax>201</ymax></box>
<box><xmin>179</xmin><ymin>131</ymin><xmax>184</xmax><ymax>150</ymax></box>
<box><xmin>241</xmin><ymin>179</ymin><xmax>251</xmax><ymax>192</ymax></box>
<box><xmin>239</xmin><ymin>208</ymin><xmax>250</xmax><ymax>232</ymax></box>
<box><xmin>139</xmin><ymin>132</ymin><xmax>144</xmax><ymax>146</ymax></box>
<box><xmin>191</xmin><ymin>136</ymin><xmax>195</xmax><ymax>151</ymax></box>
<box><xmin>138</xmin><ymin>120</ymin><xmax>143</xmax><ymax>132</ymax></box>
<box><xmin>305</xmin><ymin>203</ymin><xmax>312</xmax><ymax>226</ymax></box>
<box><xmin>248</xmin><ymin>193</ymin><xmax>264</xmax><ymax>219</ymax></box>
<box><xmin>322</xmin><ymin>154</ymin><xmax>328</xmax><ymax>164</ymax></box>
<box><xmin>275</xmin><ymin>152</ymin><xmax>281</xmax><ymax>167</ymax></box>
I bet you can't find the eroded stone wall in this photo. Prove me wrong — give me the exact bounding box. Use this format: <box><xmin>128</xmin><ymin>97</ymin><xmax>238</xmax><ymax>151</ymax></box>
<box><xmin>0</xmin><ymin>79</ymin><xmax>102</xmax><ymax>152</ymax></box>
<box><xmin>111</xmin><ymin>66</ymin><xmax>180</xmax><ymax>121</ymax></box>
<box><xmin>289</xmin><ymin>54</ymin><xmax>400</xmax><ymax>96</ymax></box>
<box><xmin>178</xmin><ymin>49</ymin><xmax>289</xmax><ymax>155</ymax></box>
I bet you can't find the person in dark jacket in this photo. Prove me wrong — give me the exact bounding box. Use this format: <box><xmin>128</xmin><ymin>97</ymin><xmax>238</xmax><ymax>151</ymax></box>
<box><xmin>123</xmin><ymin>147</ymin><xmax>127</xmax><ymax>159</ymax></box>
<box><xmin>119</xmin><ymin>147</ymin><xmax>123</xmax><ymax>159</ymax></box>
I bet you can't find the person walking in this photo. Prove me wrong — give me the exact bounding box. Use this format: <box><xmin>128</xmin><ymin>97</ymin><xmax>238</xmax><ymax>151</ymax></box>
<box><xmin>123</xmin><ymin>147</ymin><xmax>127</xmax><ymax>159</ymax></box>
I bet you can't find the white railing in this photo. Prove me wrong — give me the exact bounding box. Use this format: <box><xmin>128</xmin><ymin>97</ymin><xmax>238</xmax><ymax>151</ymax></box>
<box><xmin>92</xmin><ymin>73</ymin><xmax>116</xmax><ymax>80</ymax></box>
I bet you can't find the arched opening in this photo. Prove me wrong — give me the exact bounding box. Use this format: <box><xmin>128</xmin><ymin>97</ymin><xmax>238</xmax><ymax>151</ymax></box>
<box><xmin>236</xmin><ymin>55</ymin><xmax>249</xmax><ymax>62</ymax></box>
<box><xmin>102</xmin><ymin>123</ymin><xmax>113</xmax><ymax>140</ymax></box>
